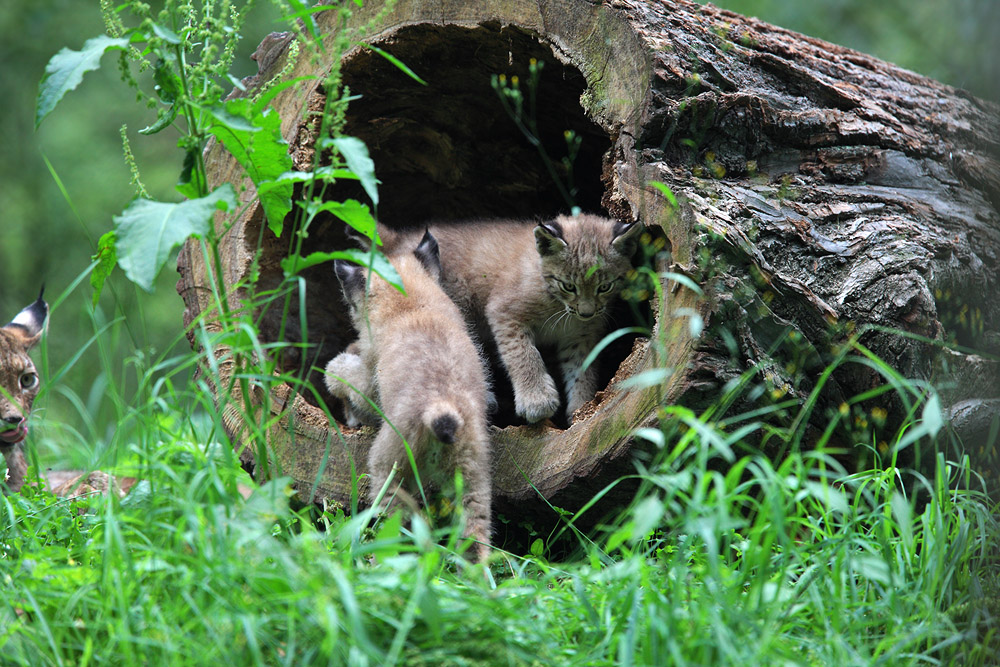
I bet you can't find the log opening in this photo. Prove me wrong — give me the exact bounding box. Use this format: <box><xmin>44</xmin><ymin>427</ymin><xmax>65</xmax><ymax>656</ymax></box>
<box><xmin>178</xmin><ymin>1</ymin><xmax>693</xmax><ymax>520</ymax></box>
<box><xmin>254</xmin><ymin>21</ymin><xmax>653</xmax><ymax>429</ymax></box>
<box><xmin>178</xmin><ymin>0</ymin><xmax>999</xmax><ymax>519</ymax></box>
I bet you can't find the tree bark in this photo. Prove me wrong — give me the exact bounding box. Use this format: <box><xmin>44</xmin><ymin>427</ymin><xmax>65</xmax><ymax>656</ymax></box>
<box><xmin>177</xmin><ymin>0</ymin><xmax>1000</xmax><ymax>511</ymax></box>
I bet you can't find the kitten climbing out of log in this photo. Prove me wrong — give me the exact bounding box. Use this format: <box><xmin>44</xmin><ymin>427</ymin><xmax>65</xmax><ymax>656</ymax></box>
<box><xmin>325</xmin><ymin>231</ymin><xmax>493</xmax><ymax>562</ymax></box>
<box><xmin>381</xmin><ymin>214</ymin><xmax>643</xmax><ymax>424</ymax></box>
<box><xmin>1</xmin><ymin>290</ymin><xmax>48</xmax><ymax>493</ymax></box>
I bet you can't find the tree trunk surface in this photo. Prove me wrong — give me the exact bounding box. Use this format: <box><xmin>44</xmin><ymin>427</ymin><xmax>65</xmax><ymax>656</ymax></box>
<box><xmin>177</xmin><ymin>0</ymin><xmax>1000</xmax><ymax>513</ymax></box>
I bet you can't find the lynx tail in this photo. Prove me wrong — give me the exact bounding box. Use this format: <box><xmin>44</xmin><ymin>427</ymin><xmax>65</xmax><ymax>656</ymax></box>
<box><xmin>424</xmin><ymin>401</ymin><xmax>463</xmax><ymax>445</ymax></box>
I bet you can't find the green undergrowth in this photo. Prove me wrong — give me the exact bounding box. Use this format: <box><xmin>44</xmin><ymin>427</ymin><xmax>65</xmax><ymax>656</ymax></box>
<box><xmin>2</xmin><ymin>314</ymin><xmax>997</xmax><ymax>666</ymax></box>
<box><xmin>8</xmin><ymin>1</ymin><xmax>997</xmax><ymax>664</ymax></box>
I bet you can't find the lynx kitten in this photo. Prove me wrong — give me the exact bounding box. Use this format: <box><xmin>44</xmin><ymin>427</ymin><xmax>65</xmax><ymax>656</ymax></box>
<box><xmin>1</xmin><ymin>291</ymin><xmax>48</xmax><ymax>493</ymax></box>
<box><xmin>383</xmin><ymin>214</ymin><xmax>641</xmax><ymax>423</ymax></box>
<box><xmin>325</xmin><ymin>232</ymin><xmax>492</xmax><ymax>561</ymax></box>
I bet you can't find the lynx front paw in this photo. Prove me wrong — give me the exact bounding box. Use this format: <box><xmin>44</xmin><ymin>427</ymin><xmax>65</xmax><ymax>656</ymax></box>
<box><xmin>514</xmin><ymin>374</ymin><xmax>560</xmax><ymax>423</ymax></box>
<box><xmin>325</xmin><ymin>351</ymin><xmax>379</xmax><ymax>426</ymax></box>
<box><xmin>324</xmin><ymin>352</ymin><xmax>364</xmax><ymax>398</ymax></box>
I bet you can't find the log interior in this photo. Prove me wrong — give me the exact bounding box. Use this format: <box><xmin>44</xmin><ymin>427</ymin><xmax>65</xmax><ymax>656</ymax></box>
<box><xmin>258</xmin><ymin>23</ymin><xmax>648</xmax><ymax>428</ymax></box>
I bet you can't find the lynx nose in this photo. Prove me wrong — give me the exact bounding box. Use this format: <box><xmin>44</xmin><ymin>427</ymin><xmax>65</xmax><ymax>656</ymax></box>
<box><xmin>2</xmin><ymin>415</ymin><xmax>23</xmax><ymax>428</ymax></box>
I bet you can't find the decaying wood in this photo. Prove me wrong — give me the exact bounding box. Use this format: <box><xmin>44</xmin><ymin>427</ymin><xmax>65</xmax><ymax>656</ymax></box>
<box><xmin>176</xmin><ymin>0</ymin><xmax>1000</xmax><ymax>512</ymax></box>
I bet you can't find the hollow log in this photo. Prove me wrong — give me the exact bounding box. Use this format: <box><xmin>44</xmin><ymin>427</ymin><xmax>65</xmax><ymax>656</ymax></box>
<box><xmin>177</xmin><ymin>0</ymin><xmax>1000</xmax><ymax>513</ymax></box>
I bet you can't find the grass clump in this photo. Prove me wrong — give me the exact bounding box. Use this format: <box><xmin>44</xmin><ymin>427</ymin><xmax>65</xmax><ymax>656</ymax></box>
<box><xmin>2</xmin><ymin>309</ymin><xmax>997</xmax><ymax>666</ymax></box>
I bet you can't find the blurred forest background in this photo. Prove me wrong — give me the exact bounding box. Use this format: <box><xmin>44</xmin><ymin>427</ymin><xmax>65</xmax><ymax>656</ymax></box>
<box><xmin>0</xmin><ymin>0</ymin><xmax>997</xmax><ymax>470</ymax></box>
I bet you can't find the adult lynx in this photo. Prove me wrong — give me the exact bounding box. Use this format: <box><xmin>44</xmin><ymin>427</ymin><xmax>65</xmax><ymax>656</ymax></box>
<box><xmin>382</xmin><ymin>214</ymin><xmax>641</xmax><ymax>424</ymax></box>
<box><xmin>325</xmin><ymin>232</ymin><xmax>493</xmax><ymax>561</ymax></box>
<box><xmin>1</xmin><ymin>291</ymin><xmax>48</xmax><ymax>493</ymax></box>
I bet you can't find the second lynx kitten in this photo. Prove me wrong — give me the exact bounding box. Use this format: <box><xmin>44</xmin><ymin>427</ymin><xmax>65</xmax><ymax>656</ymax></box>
<box><xmin>384</xmin><ymin>214</ymin><xmax>641</xmax><ymax>423</ymax></box>
<box><xmin>325</xmin><ymin>232</ymin><xmax>492</xmax><ymax>561</ymax></box>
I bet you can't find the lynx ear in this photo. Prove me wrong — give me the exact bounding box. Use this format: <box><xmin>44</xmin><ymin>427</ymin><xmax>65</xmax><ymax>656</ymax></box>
<box><xmin>413</xmin><ymin>229</ymin><xmax>442</xmax><ymax>278</ymax></box>
<box><xmin>611</xmin><ymin>220</ymin><xmax>643</xmax><ymax>257</ymax></box>
<box><xmin>4</xmin><ymin>287</ymin><xmax>48</xmax><ymax>349</ymax></box>
<box><xmin>534</xmin><ymin>221</ymin><xmax>567</xmax><ymax>257</ymax></box>
<box><xmin>333</xmin><ymin>260</ymin><xmax>365</xmax><ymax>300</ymax></box>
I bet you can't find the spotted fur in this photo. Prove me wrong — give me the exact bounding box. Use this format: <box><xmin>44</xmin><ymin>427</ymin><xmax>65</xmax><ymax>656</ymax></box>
<box><xmin>380</xmin><ymin>214</ymin><xmax>641</xmax><ymax>423</ymax></box>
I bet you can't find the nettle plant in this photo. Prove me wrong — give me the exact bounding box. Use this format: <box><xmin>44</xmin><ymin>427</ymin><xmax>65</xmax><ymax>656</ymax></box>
<box><xmin>35</xmin><ymin>0</ymin><xmax>404</xmax><ymax>313</ymax></box>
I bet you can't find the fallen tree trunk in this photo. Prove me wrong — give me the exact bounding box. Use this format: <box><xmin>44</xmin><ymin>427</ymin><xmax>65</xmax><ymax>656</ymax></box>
<box><xmin>177</xmin><ymin>0</ymin><xmax>1000</xmax><ymax>513</ymax></box>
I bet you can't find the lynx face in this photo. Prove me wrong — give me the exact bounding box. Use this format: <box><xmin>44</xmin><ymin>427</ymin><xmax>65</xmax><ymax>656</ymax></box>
<box><xmin>1</xmin><ymin>292</ymin><xmax>47</xmax><ymax>492</ymax></box>
<box><xmin>534</xmin><ymin>215</ymin><xmax>642</xmax><ymax>323</ymax></box>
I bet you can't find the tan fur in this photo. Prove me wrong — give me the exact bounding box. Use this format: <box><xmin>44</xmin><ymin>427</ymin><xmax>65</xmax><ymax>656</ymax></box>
<box><xmin>325</xmin><ymin>237</ymin><xmax>492</xmax><ymax>561</ymax></box>
<box><xmin>1</xmin><ymin>294</ymin><xmax>47</xmax><ymax>493</ymax></box>
<box><xmin>381</xmin><ymin>214</ymin><xmax>641</xmax><ymax>423</ymax></box>
<box><xmin>324</xmin><ymin>341</ymin><xmax>381</xmax><ymax>427</ymax></box>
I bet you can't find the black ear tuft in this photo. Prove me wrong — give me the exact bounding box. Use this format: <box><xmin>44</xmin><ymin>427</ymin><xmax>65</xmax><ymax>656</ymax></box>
<box><xmin>611</xmin><ymin>220</ymin><xmax>643</xmax><ymax>256</ymax></box>
<box><xmin>334</xmin><ymin>260</ymin><xmax>365</xmax><ymax>299</ymax></box>
<box><xmin>413</xmin><ymin>229</ymin><xmax>442</xmax><ymax>276</ymax></box>
<box><xmin>534</xmin><ymin>221</ymin><xmax>567</xmax><ymax>257</ymax></box>
<box><xmin>4</xmin><ymin>288</ymin><xmax>49</xmax><ymax>346</ymax></box>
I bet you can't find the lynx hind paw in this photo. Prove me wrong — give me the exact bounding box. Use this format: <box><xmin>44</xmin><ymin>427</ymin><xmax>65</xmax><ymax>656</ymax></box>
<box><xmin>515</xmin><ymin>379</ymin><xmax>561</xmax><ymax>423</ymax></box>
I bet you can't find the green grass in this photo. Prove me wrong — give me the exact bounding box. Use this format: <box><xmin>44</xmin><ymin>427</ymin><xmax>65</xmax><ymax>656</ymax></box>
<box><xmin>2</xmin><ymin>295</ymin><xmax>998</xmax><ymax>666</ymax></box>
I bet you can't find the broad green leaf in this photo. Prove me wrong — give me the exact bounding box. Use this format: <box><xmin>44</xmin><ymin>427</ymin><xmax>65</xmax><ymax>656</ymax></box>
<box><xmin>150</xmin><ymin>22</ymin><xmax>182</xmax><ymax>45</ymax></box>
<box><xmin>633</xmin><ymin>427</ymin><xmax>665</xmax><ymax>449</ymax></box>
<box><xmin>90</xmin><ymin>231</ymin><xmax>118</xmax><ymax>307</ymax></box>
<box><xmin>631</xmin><ymin>495</ymin><xmax>665</xmax><ymax>542</ymax></box>
<box><xmin>256</xmin><ymin>167</ymin><xmax>359</xmax><ymax>196</ymax></box>
<box><xmin>251</xmin><ymin>76</ymin><xmax>320</xmax><ymax>116</ymax></box>
<box><xmin>176</xmin><ymin>148</ymin><xmax>207</xmax><ymax>199</ymax></box>
<box><xmin>152</xmin><ymin>59</ymin><xmax>181</xmax><ymax>103</ymax></box>
<box><xmin>302</xmin><ymin>199</ymin><xmax>378</xmax><ymax>242</ymax></box>
<box><xmin>281</xmin><ymin>248</ymin><xmax>403</xmax><ymax>293</ymax></box>
<box><xmin>114</xmin><ymin>184</ymin><xmax>236</xmax><ymax>291</ymax></box>
<box><xmin>208</xmin><ymin>98</ymin><xmax>292</xmax><ymax>236</ymax></box>
<box><xmin>204</xmin><ymin>103</ymin><xmax>260</xmax><ymax>133</ymax></box>
<box><xmin>320</xmin><ymin>136</ymin><xmax>379</xmax><ymax>207</ymax></box>
<box><xmin>36</xmin><ymin>35</ymin><xmax>130</xmax><ymax>128</ymax></box>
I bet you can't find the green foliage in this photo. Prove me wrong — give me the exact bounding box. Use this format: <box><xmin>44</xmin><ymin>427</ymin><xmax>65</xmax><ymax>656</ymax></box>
<box><xmin>321</xmin><ymin>136</ymin><xmax>380</xmax><ymax>208</ymax></box>
<box><xmin>113</xmin><ymin>184</ymin><xmax>236</xmax><ymax>291</ymax></box>
<box><xmin>34</xmin><ymin>0</ymin><xmax>400</xmax><ymax>302</ymax></box>
<box><xmin>35</xmin><ymin>35</ymin><xmax>130</xmax><ymax>128</ymax></box>
<box><xmin>281</xmin><ymin>248</ymin><xmax>402</xmax><ymax>291</ymax></box>
<box><xmin>3</xmin><ymin>313</ymin><xmax>998</xmax><ymax>664</ymax></box>
<box><xmin>5</xmin><ymin>1</ymin><xmax>998</xmax><ymax>664</ymax></box>
<box><xmin>206</xmin><ymin>98</ymin><xmax>293</xmax><ymax>235</ymax></box>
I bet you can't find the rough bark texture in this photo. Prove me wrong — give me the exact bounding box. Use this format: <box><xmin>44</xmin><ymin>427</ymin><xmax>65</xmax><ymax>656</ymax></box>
<box><xmin>177</xmin><ymin>0</ymin><xmax>1000</xmax><ymax>513</ymax></box>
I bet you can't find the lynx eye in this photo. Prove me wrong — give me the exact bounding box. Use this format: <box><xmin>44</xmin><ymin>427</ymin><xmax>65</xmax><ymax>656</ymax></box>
<box><xmin>556</xmin><ymin>279</ymin><xmax>577</xmax><ymax>293</ymax></box>
<box><xmin>596</xmin><ymin>281</ymin><xmax>616</xmax><ymax>294</ymax></box>
<box><xmin>19</xmin><ymin>372</ymin><xmax>39</xmax><ymax>391</ymax></box>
